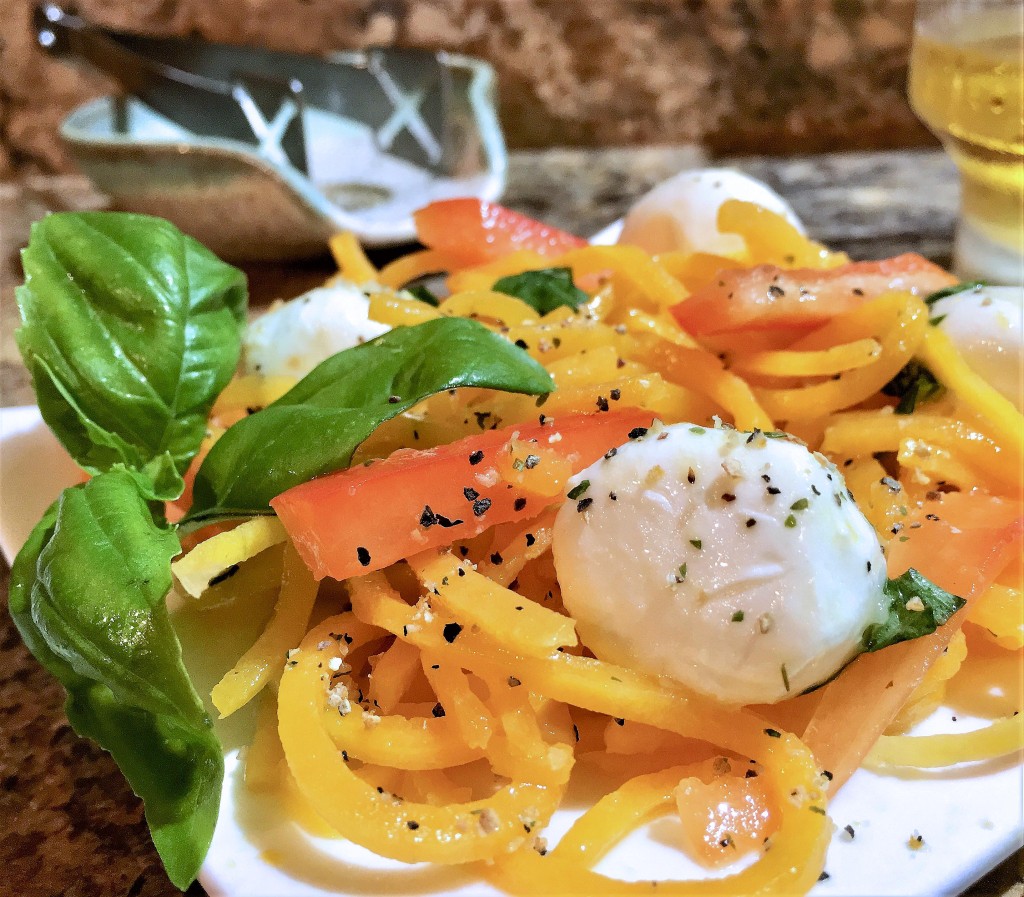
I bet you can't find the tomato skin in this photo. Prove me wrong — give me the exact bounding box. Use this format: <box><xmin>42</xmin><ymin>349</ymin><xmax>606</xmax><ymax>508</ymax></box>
<box><xmin>272</xmin><ymin>409</ymin><xmax>654</xmax><ymax>581</ymax></box>
<box><xmin>413</xmin><ymin>199</ymin><xmax>587</xmax><ymax>266</ymax></box>
<box><xmin>670</xmin><ymin>253</ymin><xmax>956</xmax><ymax>336</ymax></box>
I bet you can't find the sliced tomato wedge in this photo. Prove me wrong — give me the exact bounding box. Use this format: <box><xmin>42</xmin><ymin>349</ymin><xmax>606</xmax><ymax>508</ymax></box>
<box><xmin>801</xmin><ymin>490</ymin><xmax>1023</xmax><ymax>788</ymax></box>
<box><xmin>414</xmin><ymin>199</ymin><xmax>587</xmax><ymax>266</ymax></box>
<box><xmin>272</xmin><ymin>409</ymin><xmax>654</xmax><ymax>581</ymax></box>
<box><xmin>670</xmin><ymin>253</ymin><xmax>956</xmax><ymax>336</ymax></box>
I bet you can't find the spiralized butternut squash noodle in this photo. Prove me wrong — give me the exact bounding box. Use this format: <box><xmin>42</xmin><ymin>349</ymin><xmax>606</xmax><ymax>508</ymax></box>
<box><xmin>175</xmin><ymin>199</ymin><xmax>1023</xmax><ymax>894</ymax></box>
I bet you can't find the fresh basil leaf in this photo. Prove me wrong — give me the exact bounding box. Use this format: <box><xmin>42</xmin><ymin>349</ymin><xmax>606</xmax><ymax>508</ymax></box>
<box><xmin>16</xmin><ymin>212</ymin><xmax>246</xmax><ymax>500</ymax></box>
<box><xmin>493</xmin><ymin>267</ymin><xmax>588</xmax><ymax>315</ymax></box>
<box><xmin>861</xmin><ymin>568</ymin><xmax>966</xmax><ymax>653</ymax></box>
<box><xmin>882</xmin><ymin>360</ymin><xmax>944</xmax><ymax>414</ymax></box>
<box><xmin>8</xmin><ymin>470</ymin><xmax>222</xmax><ymax>890</ymax></box>
<box><xmin>185</xmin><ymin>317</ymin><xmax>554</xmax><ymax>526</ymax></box>
<box><xmin>923</xmin><ymin>280</ymin><xmax>985</xmax><ymax>307</ymax></box>
<box><xmin>406</xmin><ymin>284</ymin><xmax>441</xmax><ymax>307</ymax></box>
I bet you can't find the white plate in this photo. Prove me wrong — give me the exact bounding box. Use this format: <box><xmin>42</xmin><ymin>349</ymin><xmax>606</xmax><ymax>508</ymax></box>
<box><xmin>2</xmin><ymin>405</ymin><xmax>1021</xmax><ymax>897</ymax></box>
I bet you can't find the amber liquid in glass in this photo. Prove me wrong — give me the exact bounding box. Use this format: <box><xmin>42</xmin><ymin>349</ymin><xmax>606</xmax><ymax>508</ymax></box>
<box><xmin>909</xmin><ymin>6</ymin><xmax>1024</xmax><ymax>282</ymax></box>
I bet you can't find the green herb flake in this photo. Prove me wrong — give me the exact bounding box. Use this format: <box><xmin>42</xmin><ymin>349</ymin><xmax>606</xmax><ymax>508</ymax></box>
<box><xmin>689</xmin><ymin>539</ymin><xmax>702</xmax><ymax>549</ymax></box>
<box><xmin>731</xmin><ymin>611</ymin><xmax>745</xmax><ymax>623</ymax></box>
<box><xmin>784</xmin><ymin>514</ymin><xmax>797</xmax><ymax>528</ymax></box>
<box><xmin>781</xmin><ymin>663</ymin><xmax>791</xmax><ymax>692</ymax></box>
<box><xmin>790</xmin><ymin>498</ymin><xmax>809</xmax><ymax>511</ymax></box>
<box><xmin>567</xmin><ymin>480</ymin><xmax>591</xmax><ymax>501</ymax></box>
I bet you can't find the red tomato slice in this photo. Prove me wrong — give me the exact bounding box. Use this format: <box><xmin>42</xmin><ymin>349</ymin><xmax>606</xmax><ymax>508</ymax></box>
<box><xmin>802</xmin><ymin>490</ymin><xmax>1023</xmax><ymax>789</ymax></box>
<box><xmin>272</xmin><ymin>409</ymin><xmax>654</xmax><ymax>581</ymax></box>
<box><xmin>414</xmin><ymin>199</ymin><xmax>587</xmax><ymax>266</ymax></box>
<box><xmin>670</xmin><ymin>253</ymin><xmax>957</xmax><ymax>336</ymax></box>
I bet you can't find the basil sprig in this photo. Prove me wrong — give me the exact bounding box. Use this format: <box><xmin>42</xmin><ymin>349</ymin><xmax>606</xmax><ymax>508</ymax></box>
<box><xmin>862</xmin><ymin>568</ymin><xmax>966</xmax><ymax>652</ymax></box>
<box><xmin>16</xmin><ymin>212</ymin><xmax>246</xmax><ymax>500</ymax></box>
<box><xmin>9</xmin><ymin>472</ymin><xmax>221</xmax><ymax>890</ymax></box>
<box><xmin>184</xmin><ymin>317</ymin><xmax>554</xmax><ymax>526</ymax></box>
<box><xmin>492</xmin><ymin>267</ymin><xmax>589</xmax><ymax>315</ymax></box>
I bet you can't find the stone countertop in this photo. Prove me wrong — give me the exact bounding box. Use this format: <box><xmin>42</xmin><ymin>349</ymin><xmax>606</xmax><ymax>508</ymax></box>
<box><xmin>1</xmin><ymin>147</ymin><xmax>1021</xmax><ymax>897</ymax></box>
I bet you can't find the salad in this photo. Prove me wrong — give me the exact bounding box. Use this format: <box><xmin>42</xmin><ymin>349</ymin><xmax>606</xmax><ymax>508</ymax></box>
<box><xmin>9</xmin><ymin>169</ymin><xmax>1023</xmax><ymax>894</ymax></box>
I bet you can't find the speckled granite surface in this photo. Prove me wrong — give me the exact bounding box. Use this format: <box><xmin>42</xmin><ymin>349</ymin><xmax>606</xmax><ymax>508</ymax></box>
<box><xmin>1</xmin><ymin>0</ymin><xmax>934</xmax><ymax>177</ymax></box>
<box><xmin>1</xmin><ymin>147</ymin><xmax>1021</xmax><ymax>897</ymax></box>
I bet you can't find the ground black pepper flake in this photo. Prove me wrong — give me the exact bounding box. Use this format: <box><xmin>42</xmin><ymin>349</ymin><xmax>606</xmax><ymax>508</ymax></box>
<box><xmin>473</xmin><ymin>497</ymin><xmax>492</xmax><ymax>517</ymax></box>
<box><xmin>515</xmin><ymin>338</ymin><xmax>529</xmax><ymax>349</ymax></box>
<box><xmin>469</xmin><ymin>450</ymin><xmax>484</xmax><ymax>465</ymax></box>
<box><xmin>576</xmin><ymin>497</ymin><xmax>594</xmax><ymax>513</ymax></box>
<box><xmin>407</xmin><ymin>820</ymin><xmax>420</xmax><ymax>830</ymax></box>
<box><xmin>609</xmin><ymin>491</ymin><xmax>617</xmax><ymax>501</ymax></box>
<box><xmin>610</xmin><ymin>388</ymin><xmax>621</xmax><ymax>401</ymax></box>
<box><xmin>768</xmin><ymin>284</ymin><xmax>785</xmax><ymax>298</ymax></box>
<box><xmin>614</xmin><ymin>718</ymin><xmax>625</xmax><ymax>726</ymax></box>
<box><xmin>208</xmin><ymin>564</ymin><xmax>240</xmax><ymax>588</ymax></box>
<box><xmin>746</xmin><ymin>518</ymin><xmax>757</xmax><ymax>527</ymax></box>
<box><xmin>508</xmin><ymin>676</ymin><xmax>522</xmax><ymax>687</ymax></box>
<box><xmin>604</xmin><ymin>447</ymin><xmax>618</xmax><ymax>460</ymax></box>
<box><xmin>432</xmin><ymin>703</ymin><xmax>446</xmax><ymax>717</ymax></box>
<box><xmin>596</xmin><ymin>396</ymin><xmax>610</xmax><ymax>412</ymax></box>
<box><xmin>687</xmin><ymin>467</ymin><xmax>696</xmax><ymax>484</ymax></box>
<box><xmin>463</xmin><ymin>487</ymin><xmax>480</xmax><ymax>501</ymax></box>
<box><xmin>844</xmin><ymin>824</ymin><xmax>855</xmax><ymax>839</ymax></box>
<box><xmin>628</xmin><ymin>426</ymin><xmax>648</xmax><ymax>439</ymax></box>
<box><xmin>388</xmin><ymin>395</ymin><xmax>401</xmax><ymax>404</ymax></box>
<box><xmin>442</xmin><ymin>622</ymin><xmax>463</xmax><ymax>643</ymax></box>
<box><xmin>514</xmin><ymin>497</ymin><xmax>527</xmax><ymax>511</ymax></box>
<box><xmin>490</xmin><ymin>552</ymin><xmax>503</xmax><ymax>565</ymax></box>
<box><xmin>767</xmin><ymin>486</ymin><xmax>781</xmax><ymax>495</ymax></box>
<box><xmin>822</xmin><ymin>770</ymin><xmax>833</xmax><ymax>781</ymax></box>
<box><xmin>474</xmin><ymin>411</ymin><xmax>492</xmax><ymax>429</ymax></box>
<box><xmin>420</xmin><ymin>505</ymin><xmax>438</xmax><ymax>528</ymax></box>
<box><xmin>572</xmin><ymin>724</ymin><xmax>580</xmax><ymax>742</ymax></box>
<box><xmin>357</xmin><ymin>547</ymin><xmax>371</xmax><ymax>566</ymax></box>
<box><xmin>722</xmin><ymin>493</ymin><xmax>736</xmax><ymax>502</ymax></box>
<box><xmin>818</xmin><ymin>872</ymin><xmax>831</xmax><ymax>882</ymax></box>
<box><xmin>525</xmin><ymin>533</ymin><xmax>536</xmax><ymax>547</ymax></box>
<box><xmin>764</xmin><ymin>728</ymin><xmax>782</xmax><ymax>738</ymax></box>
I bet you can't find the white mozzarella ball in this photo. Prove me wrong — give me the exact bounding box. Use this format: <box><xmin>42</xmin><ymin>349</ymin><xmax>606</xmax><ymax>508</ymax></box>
<box><xmin>618</xmin><ymin>168</ymin><xmax>805</xmax><ymax>257</ymax></box>
<box><xmin>243</xmin><ymin>281</ymin><xmax>390</xmax><ymax>379</ymax></box>
<box><xmin>552</xmin><ymin>423</ymin><xmax>888</xmax><ymax>705</ymax></box>
<box><xmin>930</xmin><ymin>285</ymin><xmax>1023</xmax><ymax>411</ymax></box>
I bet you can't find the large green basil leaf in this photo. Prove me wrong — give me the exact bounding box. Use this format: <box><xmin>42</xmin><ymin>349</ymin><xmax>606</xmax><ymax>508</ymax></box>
<box><xmin>16</xmin><ymin>212</ymin><xmax>246</xmax><ymax>500</ymax></box>
<box><xmin>861</xmin><ymin>568</ymin><xmax>966</xmax><ymax>653</ymax></box>
<box><xmin>186</xmin><ymin>317</ymin><xmax>554</xmax><ymax>526</ymax></box>
<box><xmin>8</xmin><ymin>470</ymin><xmax>222</xmax><ymax>890</ymax></box>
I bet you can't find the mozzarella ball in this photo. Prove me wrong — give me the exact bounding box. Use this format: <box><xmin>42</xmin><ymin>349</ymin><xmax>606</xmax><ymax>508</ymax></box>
<box><xmin>618</xmin><ymin>168</ymin><xmax>805</xmax><ymax>257</ymax></box>
<box><xmin>552</xmin><ymin>423</ymin><xmax>888</xmax><ymax>705</ymax></box>
<box><xmin>243</xmin><ymin>281</ymin><xmax>390</xmax><ymax>379</ymax></box>
<box><xmin>930</xmin><ymin>285</ymin><xmax>1023</xmax><ymax>411</ymax></box>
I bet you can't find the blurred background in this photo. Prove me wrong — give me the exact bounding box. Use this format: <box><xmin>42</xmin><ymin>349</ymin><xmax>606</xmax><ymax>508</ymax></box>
<box><xmin>1</xmin><ymin>0</ymin><xmax>933</xmax><ymax>178</ymax></box>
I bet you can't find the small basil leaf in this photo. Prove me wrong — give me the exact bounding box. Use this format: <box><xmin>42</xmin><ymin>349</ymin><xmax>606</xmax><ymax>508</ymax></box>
<box><xmin>8</xmin><ymin>470</ymin><xmax>222</xmax><ymax>890</ymax></box>
<box><xmin>16</xmin><ymin>212</ymin><xmax>246</xmax><ymax>498</ymax></box>
<box><xmin>861</xmin><ymin>568</ymin><xmax>966</xmax><ymax>653</ymax></box>
<box><xmin>923</xmin><ymin>280</ymin><xmax>985</xmax><ymax>307</ymax></box>
<box><xmin>882</xmin><ymin>360</ymin><xmax>944</xmax><ymax>415</ymax></box>
<box><xmin>493</xmin><ymin>267</ymin><xmax>588</xmax><ymax>315</ymax></box>
<box><xmin>406</xmin><ymin>284</ymin><xmax>441</xmax><ymax>307</ymax></box>
<box><xmin>185</xmin><ymin>317</ymin><xmax>554</xmax><ymax>526</ymax></box>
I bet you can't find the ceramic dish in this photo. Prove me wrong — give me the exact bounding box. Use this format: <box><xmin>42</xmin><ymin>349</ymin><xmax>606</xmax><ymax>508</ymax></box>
<box><xmin>2</xmin><ymin>402</ymin><xmax>1020</xmax><ymax>897</ymax></box>
<box><xmin>61</xmin><ymin>52</ymin><xmax>505</xmax><ymax>263</ymax></box>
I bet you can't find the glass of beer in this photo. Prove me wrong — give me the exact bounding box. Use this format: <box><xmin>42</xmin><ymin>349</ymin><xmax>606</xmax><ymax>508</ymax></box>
<box><xmin>908</xmin><ymin>0</ymin><xmax>1023</xmax><ymax>284</ymax></box>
